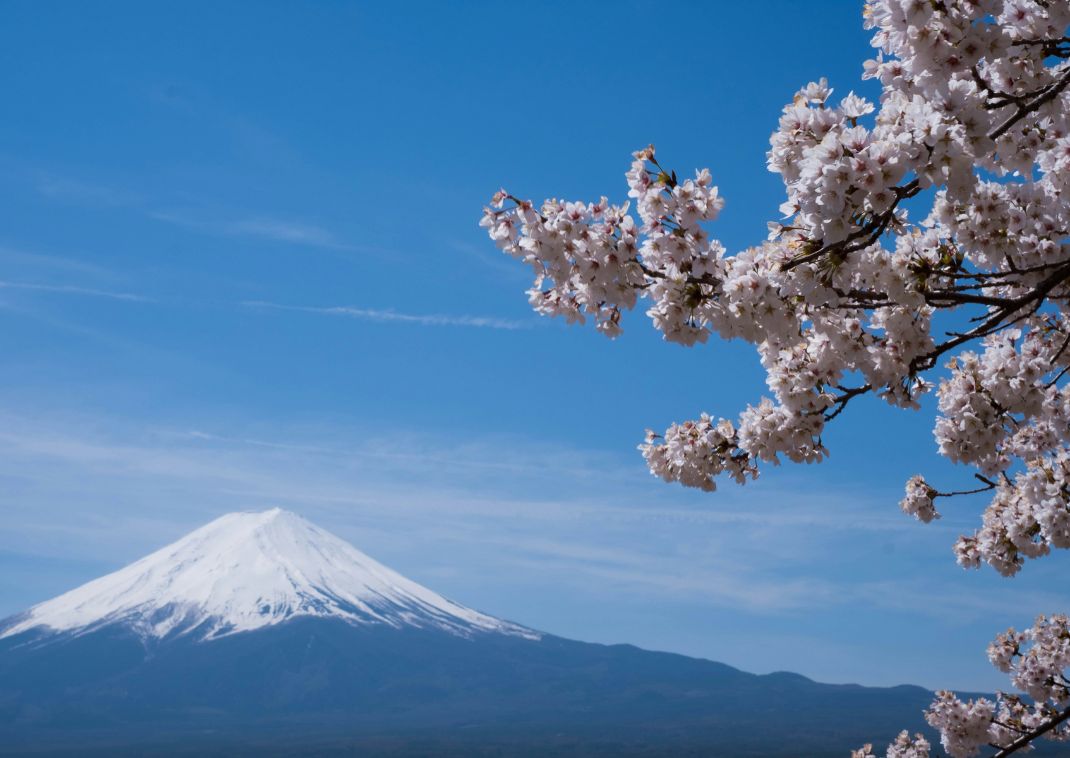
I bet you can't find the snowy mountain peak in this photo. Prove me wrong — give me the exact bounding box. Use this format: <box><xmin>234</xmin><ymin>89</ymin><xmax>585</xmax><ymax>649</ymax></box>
<box><xmin>1</xmin><ymin>509</ymin><xmax>537</xmax><ymax>642</ymax></box>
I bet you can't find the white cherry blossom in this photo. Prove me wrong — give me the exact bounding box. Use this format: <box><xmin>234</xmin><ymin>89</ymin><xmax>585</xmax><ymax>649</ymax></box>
<box><xmin>483</xmin><ymin>1</ymin><xmax>1070</xmax><ymax>754</ymax></box>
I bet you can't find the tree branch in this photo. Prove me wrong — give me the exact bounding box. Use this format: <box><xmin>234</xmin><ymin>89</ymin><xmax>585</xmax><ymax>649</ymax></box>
<box><xmin>781</xmin><ymin>180</ymin><xmax>920</xmax><ymax>272</ymax></box>
<box><xmin>989</xmin><ymin>66</ymin><xmax>1070</xmax><ymax>140</ymax></box>
<box><xmin>990</xmin><ymin>704</ymin><xmax>1070</xmax><ymax>757</ymax></box>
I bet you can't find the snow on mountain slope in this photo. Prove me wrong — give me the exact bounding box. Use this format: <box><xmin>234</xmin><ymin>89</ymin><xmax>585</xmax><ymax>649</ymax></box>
<box><xmin>0</xmin><ymin>508</ymin><xmax>537</xmax><ymax>642</ymax></box>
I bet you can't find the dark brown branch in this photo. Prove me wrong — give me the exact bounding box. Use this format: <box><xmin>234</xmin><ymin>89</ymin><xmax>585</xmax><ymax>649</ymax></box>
<box><xmin>990</xmin><ymin>704</ymin><xmax>1070</xmax><ymax>757</ymax></box>
<box><xmin>775</xmin><ymin>65</ymin><xmax>1067</xmax><ymax>279</ymax></box>
<box><xmin>911</xmin><ymin>260</ymin><xmax>1070</xmax><ymax>373</ymax></box>
<box><xmin>989</xmin><ymin>67</ymin><xmax>1070</xmax><ymax>140</ymax></box>
<box><xmin>1046</xmin><ymin>331</ymin><xmax>1070</xmax><ymax>388</ymax></box>
<box><xmin>923</xmin><ymin>290</ymin><xmax>1020</xmax><ymax>308</ymax></box>
<box><xmin>824</xmin><ymin>384</ymin><xmax>872</xmax><ymax>422</ymax></box>
<box><xmin>781</xmin><ymin>180</ymin><xmax>921</xmax><ymax>272</ymax></box>
<box><xmin>934</xmin><ymin>260</ymin><xmax>1069</xmax><ymax>281</ymax></box>
<box><xmin>934</xmin><ymin>474</ymin><xmax>998</xmax><ymax>498</ymax></box>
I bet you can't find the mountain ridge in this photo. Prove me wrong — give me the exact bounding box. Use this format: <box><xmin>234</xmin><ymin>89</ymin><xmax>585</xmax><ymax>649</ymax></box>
<box><xmin>0</xmin><ymin>616</ymin><xmax>940</xmax><ymax>757</ymax></box>
<box><xmin>0</xmin><ymin>509</ymin><xmax>953</xmax><ymax>756</ymax></box>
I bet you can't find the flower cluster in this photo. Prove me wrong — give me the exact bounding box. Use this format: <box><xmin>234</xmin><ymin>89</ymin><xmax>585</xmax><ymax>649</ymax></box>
<box><xmin>926</xmin><ymin>616</ymin><xmax>1070</xmax><ymax>757</ymax></box>
<box><xmin>953</xmin><ymin>433</ymin><xmax>1070</xmax><ymax>577</ymax></box>
<box><xmin>640</xmin><ymin>415</ymin><xmax>756</xmax><ymax>492</ymax></box>
<box><xmin>925</xmin><ymin>692</ymin><xmax>997</xmax><ymax>757</ymax></box>
<box><xmin>852</xmin><ymin>732</ymin><xmax>930</xmax><ymax>758</ymax></box>
<box><xmin>485</xmin><ymin>1</ymin><xmax>1070</xmax><ymax>754</ymax></box>
<box><xmin>900</xmin><ymin>474</ymin><xmax>939</xmax><ymax>523</ymax></box>
<box><xmin>860</xmin><ymin>616</ymin><xmax>1070</xmax><ymax>758</ymax></box>
<box><xmin>481</xmin><ymin>191</ymin><xmax>646</xmax><ymax>338</ymax></box>
<box><xmin>482</xmin><ymin>0</ymin><xmax>1070</xmax><ymax>579</ymax></box>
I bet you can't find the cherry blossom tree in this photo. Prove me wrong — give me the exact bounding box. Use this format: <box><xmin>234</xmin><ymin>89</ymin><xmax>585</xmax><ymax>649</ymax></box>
<box><xmin>481</xmin><ymin>0</ymin><xmax>1070</xmax><ymax>755</ymax></box>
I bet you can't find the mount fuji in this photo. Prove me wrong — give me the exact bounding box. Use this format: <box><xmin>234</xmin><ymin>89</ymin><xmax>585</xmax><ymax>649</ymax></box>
<box><xmin>1</xmin><ymin>509</ymin><xmax>939</xmax><ymax>757</ymax></box>
<box><xmin>0</xmin><ymin>508</ymin><xmax>534</xmax><ymax>643</ymax></box>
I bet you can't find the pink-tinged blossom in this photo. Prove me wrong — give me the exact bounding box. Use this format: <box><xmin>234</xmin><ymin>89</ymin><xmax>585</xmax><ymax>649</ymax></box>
<box><xmin>483</xmin><ymin>1</ymin><xmax>1070</xmax><ymax>753</ymax></box>
<box><xmin>854</xmin><ymin>731</ymin><xmax>930</xmax><ymax>758</ymax></box>
<box><xmin>482</xmin><ymin>0</ymin><xmax>1070</xmax><ymax>585</ymax></box>
<box><xmin>901</xmin><ymin>475</ymin><xmax>939</xmax><ymax>523</ymax></box>
<box><xmin>916</xmin><ymin>616</ymin><xmax>1070</xmax><ymax>758</ymax></box>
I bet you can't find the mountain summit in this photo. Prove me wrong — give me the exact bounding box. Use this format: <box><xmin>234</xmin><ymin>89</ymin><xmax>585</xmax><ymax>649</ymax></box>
<box><xmin>0</xmin><ymin>508</ymin><xmax>534</xmax><ymax>642</ymax></box>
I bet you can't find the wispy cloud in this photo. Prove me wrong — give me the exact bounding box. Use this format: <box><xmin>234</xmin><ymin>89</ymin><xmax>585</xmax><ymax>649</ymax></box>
<box><xmin>0</xmin><ymin>246</ymin><xmax>122</xmax><ymax>280</ymax></box>
<box><xmin>223</xmin><ymin>218</ymin><xmax>343</xmax><ymax>247</ymax></box>
<box><xmin>0</xmin><ymin>280</ymin><xmax>152</xmax><ymax>303</ymax></box>
<box><xmin>0</xmin><ymin>409</ymin><xmax>1056</xmax><ymax>626</ymax></box>
<box><xmin>448</xmin><ymin>239</ymin><xmax>531</xmax><ymax>279</ymax></box>
<box><xmin>148</xmin><ymin>209</ymin><xmax>352</xmax><ymax>250</ymax></box>
<box><xmin>24</xmin><ymin>168</ymin><xmax>356</xmax><ymax>253</ymax></box>
<box><xmin>0</xmin><ymin>409</ymin><xmax>1020</xmax><ymax>612</ymax></box>
<box><xmin>35</xmin><ymin>176</ymin><xmax>138</xmax><ymax>207</ymax></box>
<box><xmin>241</xmin><ymin>299</ymin><xmax>531</xmax><ymax>330</ymax></box>
<box><xmin>0</xmin><ymin>407</ymin><xmax>1062</xmax><ymax>690</ymax></box>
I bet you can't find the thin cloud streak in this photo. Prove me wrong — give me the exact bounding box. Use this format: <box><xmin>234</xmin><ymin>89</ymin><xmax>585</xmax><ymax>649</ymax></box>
<box><xmin>4</xmin><ymin>405</ymin><xmax>1070</xmax><ymax>693</ymax></box>
<box><xmin>0</xmin><ymin>280</ymin><xmax>152</xmax><ymax>303</ymax></box>
<box><xmin>0</xmin><ymin>410</ymin><xmax>995</xmax><ymax>598</ymax></box>
<box><xmin>224</xmin><ymin>218</ymin><xmax>342</xmax><ymax>247</ymax></box>
<box><xmin>148</xmin><ymin>209</ymin><xmax>354</xmax><ymax>251</ymax></box>
<box><xmin>34</xmin><ymin>175</ymin><xmax>139</xmax><ymax>207</ymax></box>
<box><xmin>0</xmin><ymin>246</ymin><xmax>123</xmax><ymax>280</ymax></box>
<box><xmin>448</xmin><ymin>239</ymin><xmax>531</xmax><ymax>279</ymax></box>
<box><xmin>242</xmin><ymin>299</ymin><xmax>531</xmax><ymax>330</ymax></box>
<box><xmin>23</xmin><ymin>168</ymin><xmax>357</xmax><ymax>253</ymax></box>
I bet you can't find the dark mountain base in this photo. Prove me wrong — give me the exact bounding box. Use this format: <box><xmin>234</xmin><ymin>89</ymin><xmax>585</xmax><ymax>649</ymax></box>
<box><xmin>1</xmin><ymin>618</ymin><xmax>944</xmax><ymax>756</ymax></box>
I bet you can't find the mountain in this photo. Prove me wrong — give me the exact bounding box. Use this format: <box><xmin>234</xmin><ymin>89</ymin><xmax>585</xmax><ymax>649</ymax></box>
<box><xmin>1</xmin><ymin>509</ymin><xmax>938</xmax><ymax>757</ymax></box>
<box><xmin>0</xmin><ymin>507</ymin><xmax>533</xmax><ymax>643</ymax></box>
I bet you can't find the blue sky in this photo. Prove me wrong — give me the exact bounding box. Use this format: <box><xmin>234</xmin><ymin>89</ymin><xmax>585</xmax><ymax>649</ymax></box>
<box><xmin>0</xmin><ymin>1</ymin><xmax>1066</xmax><ymax>691</ymax></box>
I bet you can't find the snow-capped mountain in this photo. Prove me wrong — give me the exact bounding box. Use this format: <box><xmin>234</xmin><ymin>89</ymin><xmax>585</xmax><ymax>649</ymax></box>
<box><xmin>0</xmin><ymin>509</ymin><xmax>942</xmax><ymax>756</ymax></box>
<box><xmin>0</xmin><ymin>508</ymin><xmax>535</xmax><ymax>642</ymax></box>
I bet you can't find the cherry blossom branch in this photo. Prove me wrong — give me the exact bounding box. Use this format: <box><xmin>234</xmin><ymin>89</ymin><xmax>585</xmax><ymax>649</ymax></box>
<box><xmin>990</xmin><ymin>704</ymin><xmax>1070</xmax><ymax>757</ymax></box>
<box><xmin>487</xmin><ymin>4</ymin><xmax>1070</xmax><ymax>754</ymax></box>
<box><xmin>989</xmin><ymin>66</ymin><xmax>1070</xmax><ymax>140</ymax></box>
<box><xmin>910</xmin><ymin>261</ymin><xmax>1070</xmax><ymax>373</ymax></box>
<box><xmin>780</xmin><ymin>179</ymin><xmax>920</xmax><ymax>272</ymax></box>
<box><xmin>932</xmin><ymin>474</ymin><xmax>998</xmax><ymax>499</ymax></box>
<box><xmin>825</xmin><ymin>384</ymin><xmax>871</xmax><ymax>422</ymax></box>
